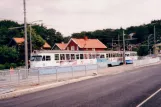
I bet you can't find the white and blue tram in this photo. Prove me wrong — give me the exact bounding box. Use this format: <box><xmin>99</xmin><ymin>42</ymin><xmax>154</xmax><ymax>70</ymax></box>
<box><xmin>30</xmin><ymin>50</ymin><xmax>138</xmax><ymax>68</ymax></box>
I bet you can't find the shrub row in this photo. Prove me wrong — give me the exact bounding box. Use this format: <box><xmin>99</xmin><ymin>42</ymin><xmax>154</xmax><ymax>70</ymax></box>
<box><xmin>0</xmin><ymin>62</ymin><xmax>25</xmax><ymax>70</ymax></box>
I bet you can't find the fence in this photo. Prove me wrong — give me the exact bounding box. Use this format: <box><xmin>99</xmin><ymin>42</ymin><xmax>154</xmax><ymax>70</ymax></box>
<box><xmin>0</xmin><ymin>63</ymin><xmax>107</xmax><ymax>89</ymax></box>
<box><xmin>1</xmin><ymin>57</ymin><xmax>160</xmax><ymax>90</ymax></box>
<box><xmin>133</xmin><ymin>57</ymin><xmax>160</xmax><ymax>67</ymax></box>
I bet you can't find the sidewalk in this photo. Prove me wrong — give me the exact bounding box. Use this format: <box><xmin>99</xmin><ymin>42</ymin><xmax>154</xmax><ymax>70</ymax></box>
<box><xmin>0</xmin><ymin>61</ymin><xmax>161</xmax><ymax>100</ymax></box>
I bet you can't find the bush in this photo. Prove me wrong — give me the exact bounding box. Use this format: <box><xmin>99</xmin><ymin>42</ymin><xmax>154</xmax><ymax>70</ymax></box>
<box><xmin>10</xmin><ymin>63</ymin><xmax>17</xmax><ymax>68</ymax></box>
<box><xmin>17</xmin><ymin>61</ymin><xmax>25</xmax><ymax>66</ymax></box>
<box><xmin>1</xmin><ymin>63</ymin><xmax>17</xmax><ymax>69</ymax></box>
<box><xmin>4</xmin><ymin>63</ymin><xmax>10</xmax><ymax>69</ymax></box>
<box><xmin>0</xmin><ymin>64</ymin><xmax>5</xmax><ymax>70</ymax></box>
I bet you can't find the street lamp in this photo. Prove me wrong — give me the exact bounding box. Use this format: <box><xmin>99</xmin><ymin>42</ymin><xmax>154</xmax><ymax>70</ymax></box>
<box><xmin>29</xmin><ymin>20</ymin><xmax>42</xmax><ymax>55</ymax></box>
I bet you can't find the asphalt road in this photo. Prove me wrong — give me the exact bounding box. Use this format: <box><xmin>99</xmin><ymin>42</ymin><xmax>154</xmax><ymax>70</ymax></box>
<box><xmin>0</xmin><ymin>64</ymin><xmax>161</xmax><ymax>107</ymax></box>
<box><xmin>142</xmin><ymin>90</ymin><xmax>161</xmax><ymax>107</ymax></box>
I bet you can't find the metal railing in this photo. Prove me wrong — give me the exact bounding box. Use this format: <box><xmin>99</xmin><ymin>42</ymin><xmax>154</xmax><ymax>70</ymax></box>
<box><xmin>0</xmin><ymin>63</ymin><xmax>107</xmax><ymax>89</ymax></box>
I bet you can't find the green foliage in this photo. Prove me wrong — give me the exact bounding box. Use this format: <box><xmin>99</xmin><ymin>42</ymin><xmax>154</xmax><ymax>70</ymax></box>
<box><xmin>0</xmin><ymin>20</ymin><xmax>22</xmax><ymax>45</ymax></box>
<box><xmin>32</xmin><ymin>25</ymin><xmax>63</xmax><ymax>47</ymax></box>
<box><xmin>32</xmin><ymin>34</ymin><xmax>45</xmax><ymax>49</ymax></box>
<box><xmin>28</xmin><ymin>28</ymin><xmax>45</xmax><ymax>50</ymax></box>
<box><xmin>0</xmin><ymin>64</ymin><xmax>5</xmax><ymax>70</ymax></box>
<box><xmin>10</xmin><ymin>63</ymin><xmax>17</xmax><ymax>68</ymax></box>
<box><xmin>137</xmin><ymin>46</ymin><xmax>149</xmax><ymax>56</ymax></box>
<box><xmin>0</xmin><ymin>46</ymin><xmax>19</xmax><ymax>64</ymax></box>
<box><xmin>0</xmin><ymin>63</ymin><xmax>17</xmax><ymax>70</ymax></box>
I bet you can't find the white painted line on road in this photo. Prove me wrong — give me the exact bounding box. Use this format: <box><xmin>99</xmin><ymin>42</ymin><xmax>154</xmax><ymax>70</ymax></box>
<box><xmin>136</xmin><ymin>87</ymin><xmax>161</xmax><ymax>107</ymax></box>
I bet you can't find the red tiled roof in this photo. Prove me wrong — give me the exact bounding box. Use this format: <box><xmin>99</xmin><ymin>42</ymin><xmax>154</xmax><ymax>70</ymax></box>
<box><xmin>13</xmin><ymin>38</ymin><xmax>25</xmax><ymax>44</ymax></box>
<box><xmin>71</xmin><ymin>38</ymin><xmax>107</xmax><ymax>49</ymax></box>
<box><xmin>43</xmin><ymin>42</ymin><xmax>51</xmax><ymax>49</ymax></box>
<box><xmin>56</xmin><ymin>43</ymin><xmax>67</xmax><ymax>50</ymax></box>
<box><xmin>12</xmin><ymin>37</ymin><xmax>51</xmax><ymax>48</ymax></box>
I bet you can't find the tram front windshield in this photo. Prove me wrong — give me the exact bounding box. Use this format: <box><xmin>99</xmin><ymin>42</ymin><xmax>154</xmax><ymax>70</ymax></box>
<box><xmin>31</xmin><ymin>55</ymin><xmax>42</xmax><ymax>61</ymax></box>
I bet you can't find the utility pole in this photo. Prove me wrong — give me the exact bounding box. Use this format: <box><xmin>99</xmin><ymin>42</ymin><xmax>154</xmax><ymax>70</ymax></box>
<box><xmin>23</xmin><ymin>0</ymin><xmax>28</xmax><ymax>70</ymax></box>
<box><xmin>118</xmin><ymin>34</ymin><xmax>120</xmax><ymax>51</ymax></box>
<box><xmin>154</xmin><ymin>25</ymin><xmax>156</xmax><ymax>45</ymax></box>
<box><xmin>112</xmin><ymin>38</ymin><xmax>113</xmax><ymax>50</ymax></box>
<box><xmin>123</xmin><ymin>30</ymin><xmax>126</xmax><ymax>65</ymax></box>
<box><xmin>30</xmin><ymin>25</ymin><xmax>32</xmax><ymax>56</ymax></box>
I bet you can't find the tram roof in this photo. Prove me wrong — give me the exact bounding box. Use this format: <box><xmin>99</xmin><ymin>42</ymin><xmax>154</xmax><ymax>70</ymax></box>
<box><xmin>33</xmin><ymin>50</ymin><xmax>136</xmax><ymax>54</ymax></box>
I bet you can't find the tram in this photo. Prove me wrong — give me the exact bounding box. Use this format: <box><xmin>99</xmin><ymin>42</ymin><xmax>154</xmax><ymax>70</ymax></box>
<box><xmin>30</xmin><ymin>50</ymin><xmax>138</xmax><ymax>68</ymax></box>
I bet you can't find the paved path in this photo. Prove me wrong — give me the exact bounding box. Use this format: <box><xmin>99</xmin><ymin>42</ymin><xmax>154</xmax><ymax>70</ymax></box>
<box><xmin>0</xmin><ymin>64</ymin><xmax>161</xmax><ymax>107</ymax></box>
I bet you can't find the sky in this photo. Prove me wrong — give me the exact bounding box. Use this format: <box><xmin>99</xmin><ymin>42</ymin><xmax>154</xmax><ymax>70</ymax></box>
<box><xmin>0</xmin><ymin>0</ymin><xmax>161</xmax><ymax>36</ymax></box>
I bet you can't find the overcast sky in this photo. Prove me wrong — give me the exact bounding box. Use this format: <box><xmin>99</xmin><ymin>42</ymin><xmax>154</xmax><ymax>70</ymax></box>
<box><xmin>0</xmin><ymin>0</ymin><xmax>161</xmax><ymax>36</ymax></box>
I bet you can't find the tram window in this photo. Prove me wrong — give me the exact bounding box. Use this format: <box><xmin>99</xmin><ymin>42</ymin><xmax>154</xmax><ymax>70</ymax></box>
<box><xmin>89</xmin><ymin>54</ymin><xmax>92</xmax><ymax>59</ymax></box>
<box><xmin>100</xmin><ymin>55</ymin><xmax>105</xmax><ymax>58</ymax></box>
<box><xmin>80</xmin><ymin>54</ymin><xmax>83</xmax><ymax>59</ymax></box>
<box><xmin>35</xmin><ymin>55</ymin><xmax>42</xmax><ymax>61</ymax></box>
<box><xmin>86</xmin><ymin>54</ymin><xmax>89</xmax><ymax>59</ymax></box>
<box><xmin>116</xmin><ymin>53</ymin><xmax>119</xmax><ymax>57</ymax></box>
<box><xmin>31</xmin><ymin>56</ymin><xmax>35</xmax><ymax>61</ymax></box>
<box><xmin>66</xmin><ymin>54</ymin><xmax>71</xmax><ymax>60</ymax></box>
<box><xmin>46</xmin><ymin>56</ymin><xmax>51</xmax><ymax>61</ymax></box>
<box><xmin>76</xmin><ymin>54</ymin><xmax>79</xmax><ymax>59</ymax></box>
<box><xmin>96</xmin><ymin>54</ymin><xmax>100</xmax><ymax>58</ymax></box>
<box><xmin>60</xmin><ymin>54</ymin><xmax>65</xmax><ymax>60</ymax></box>
<box><xmin>84</xmin><ymin>54</ymin><xmax>87</xmax><ymax>59</ymax></box>
<box><xmin>92</xmin><ymin>54</ymin><xmax>96</xmax><ymax>59</ymax></box>
<box><xmin>125</xmin><ymin>54</ymin><xmax>129</xmax><ymax>56</ymax></box>
<box><xmin>106</xmin><ymin>54</ymin><xmax>108</xmax><ymax>58</ymax></box>
<box><xmin>31</xmin><ymin>55</ymin><xmax>42</xmax><ymax>61</ymax></box>
<box><xmin>71</xmin><ymin>54</ymin><xmax>75</xmax><ymax>60</ymax></box>
<box><xmin>42</xmin><ymin>56</ymin><xmax>45</xmax><ymax>61</ymax></box>
<box><xmin>55</xmin><ymin>54</ymin><xmax>59</xmax><ymax>60</ymax></box>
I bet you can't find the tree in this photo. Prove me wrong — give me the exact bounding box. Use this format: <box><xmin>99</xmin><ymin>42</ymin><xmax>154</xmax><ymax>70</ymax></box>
<box><xmin>137</xmin><ymin>46</ymin><xmax>148</xmax><ymax>56</ymax></box>
<box><xmin>29</xmin><ymin>28</ymin><xmax>45</xmax><ymax>50</ymax></box>
<box><xmin>32</xmin><ymin>25</ymin><xmax>63</xmax><ymax>47</ymax></box>
<box><xmin>0</xmin><ymin>46</ymin><xmax>19</xmax><ymax>64</ymax></box>
<box><xmin>0</xmin><ymin>20</ymin><xmax>21</xmax><ymax>45</ymax></box>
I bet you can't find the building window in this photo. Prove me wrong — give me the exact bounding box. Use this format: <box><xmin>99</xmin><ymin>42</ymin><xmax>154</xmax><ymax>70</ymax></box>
<box><xmin>92</xmin><ymin>48</ymin><xmax>95</xmax><ymax>51</ymax></box>
<box><xmin>71</xmin><ymin>46</ymin><xmax>75</xmax><ymax>51</ymax></box>
<box><xmin>77</xmin><ymin>46</ymin><xmax>79</xmax><ymax>50</ymax></box>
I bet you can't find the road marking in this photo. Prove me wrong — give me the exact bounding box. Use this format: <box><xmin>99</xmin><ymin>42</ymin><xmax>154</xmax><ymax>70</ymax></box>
<box><xmin>136</xmin><ymin>87</ymin><xmax>161</xmax><ymax>107</ymax></box>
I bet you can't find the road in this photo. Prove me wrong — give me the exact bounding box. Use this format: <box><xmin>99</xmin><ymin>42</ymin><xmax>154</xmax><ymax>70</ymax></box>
<box><xmin>141</xmin><ymin>89</ymin><xmax>161</xmax><ymax>107</ymax></box>
<box><xmin>0</xmin><ymin>64</ymin><xmax>161</xmax><ymax>107</ymax></box>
